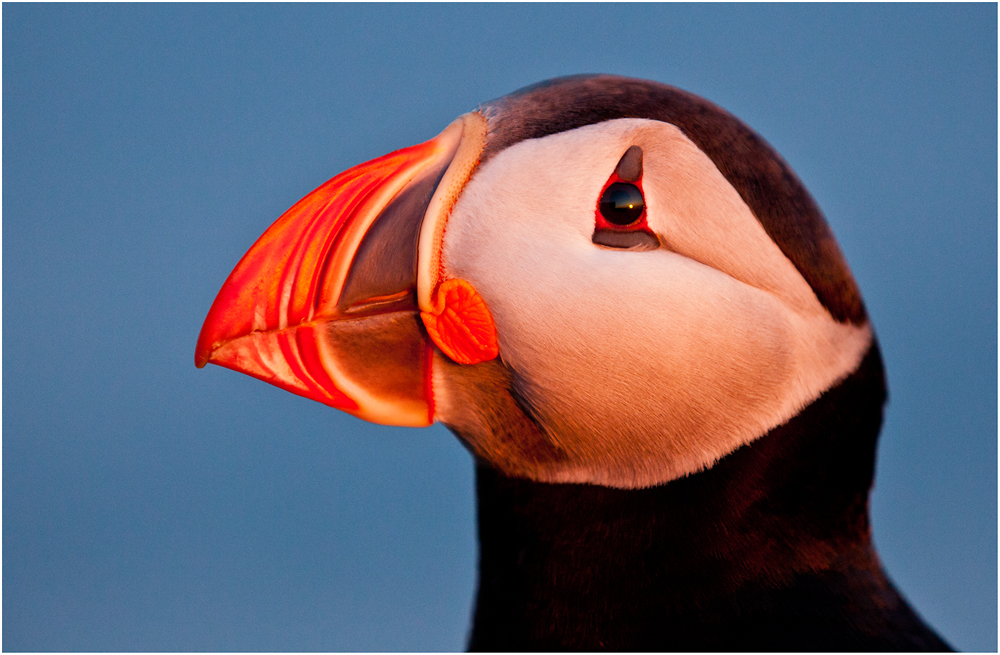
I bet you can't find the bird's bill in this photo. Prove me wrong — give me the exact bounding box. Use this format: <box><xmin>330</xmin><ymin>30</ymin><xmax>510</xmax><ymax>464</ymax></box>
<box><xmin>195</xmin><ymin>114</ymin><xmax>485</xmax><ymax>427</ymax></box>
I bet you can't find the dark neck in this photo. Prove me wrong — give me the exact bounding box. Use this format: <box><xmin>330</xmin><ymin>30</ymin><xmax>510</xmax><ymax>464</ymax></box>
<box><xmin>468</xmin><ymin>346</ymin><xmax>950</xmax><ymax>651</ymax></box>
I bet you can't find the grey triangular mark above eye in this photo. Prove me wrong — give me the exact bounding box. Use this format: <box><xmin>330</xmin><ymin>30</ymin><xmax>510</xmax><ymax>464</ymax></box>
<box><xmin>615</xmin><ymin>145</ymin><xmax>643</xmax><ymax>182</ymax></box>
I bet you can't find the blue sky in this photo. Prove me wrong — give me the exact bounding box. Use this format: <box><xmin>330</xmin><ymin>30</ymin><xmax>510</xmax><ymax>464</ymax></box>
<box><xmin>4</xmin><ymin>4</ymin><xmax>996</xmax><ymax>651</ymax></box>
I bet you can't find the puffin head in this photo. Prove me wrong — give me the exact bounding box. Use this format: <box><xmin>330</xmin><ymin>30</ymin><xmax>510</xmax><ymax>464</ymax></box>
<box><xmin>196</xmin><ymin>75</ymin><xmax>875</xmax><ymax>489</ymax></box>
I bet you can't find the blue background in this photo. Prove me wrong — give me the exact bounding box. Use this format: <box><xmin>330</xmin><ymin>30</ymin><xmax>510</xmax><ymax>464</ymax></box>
<box><xmin>4</xmin><ymin>4</ymin><xmax>996</xmax><ymax>651</ymax></box>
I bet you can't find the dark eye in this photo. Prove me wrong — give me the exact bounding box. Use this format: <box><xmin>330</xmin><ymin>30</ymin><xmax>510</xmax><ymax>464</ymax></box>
<box><xmin>599</xmin><ymin>183</ymin><xmax>645</xmax><ymax>226</ymax></box>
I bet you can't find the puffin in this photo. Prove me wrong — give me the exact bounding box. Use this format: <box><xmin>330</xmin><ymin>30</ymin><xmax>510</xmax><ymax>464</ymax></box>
<box><xmin>195</xmin><ymin>75</ymin><xmax>951</xmax><ymax>651</ymax></box>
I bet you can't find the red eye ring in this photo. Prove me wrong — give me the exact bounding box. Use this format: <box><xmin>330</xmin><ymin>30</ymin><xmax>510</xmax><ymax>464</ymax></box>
<box><xmin>594</xmin><ymin>171</ymin><xmax>655</xmax><ymax>236</ymax></box>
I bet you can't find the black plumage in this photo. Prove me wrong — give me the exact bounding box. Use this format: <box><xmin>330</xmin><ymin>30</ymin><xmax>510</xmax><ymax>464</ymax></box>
<box><xmin>468</xmin><ymin>345</ymin><xmax>950</xmax><ymax>651</ymax></box>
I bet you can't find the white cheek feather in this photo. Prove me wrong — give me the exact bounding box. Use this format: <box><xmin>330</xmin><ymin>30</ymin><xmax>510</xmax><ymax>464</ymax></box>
<box><xmin>438</xmin><ymin>119</ymin><xmax>872</xmax><ymax>488</ymax></box>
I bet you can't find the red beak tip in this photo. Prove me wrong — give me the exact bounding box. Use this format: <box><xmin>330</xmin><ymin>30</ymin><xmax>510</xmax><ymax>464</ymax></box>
<box><xmin>194</xmin><ymin>339</ymin><xmax>215</xmax><ymax>368</ymax></box>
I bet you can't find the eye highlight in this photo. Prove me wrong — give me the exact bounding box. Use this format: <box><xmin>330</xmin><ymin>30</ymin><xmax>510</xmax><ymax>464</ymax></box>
<box><xmin>599</xmin><ymin>182</ymin><xmax>645</xmax><ymax>226</ymax></box>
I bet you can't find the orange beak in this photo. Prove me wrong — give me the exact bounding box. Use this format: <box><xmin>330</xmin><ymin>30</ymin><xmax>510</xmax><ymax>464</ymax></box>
<box><xmin>195</xmin><ymin>115</ymin><xmax>485</xmax><ymax>427</ymax></box>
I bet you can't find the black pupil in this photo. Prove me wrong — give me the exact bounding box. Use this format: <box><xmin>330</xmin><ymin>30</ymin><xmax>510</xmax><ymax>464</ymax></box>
<box><xmin>599</xmin><ymin>183</ymin><xmax>644</xmax><ymax>225</ymax></box>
